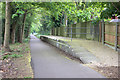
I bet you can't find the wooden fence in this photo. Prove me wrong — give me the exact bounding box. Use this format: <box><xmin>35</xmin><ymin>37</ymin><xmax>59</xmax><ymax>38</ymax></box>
<box><xmin>103</xmin><ymin>22</ymin><xmax>120</xmax><ymax>49</ymax></box>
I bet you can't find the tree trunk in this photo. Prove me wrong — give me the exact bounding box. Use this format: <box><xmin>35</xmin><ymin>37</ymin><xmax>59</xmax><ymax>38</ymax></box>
<box><xmin>0</xmin><ymin>6</ymin><xmax>2</xmax><ymax>49</ymax></box>
<box><xmin>25</xmin><ymin>24</ymin><xmax>30</xmax><ymax>38</ymax></box>
<box><xmin>19</xmin><ymin>12</ymin><xmax>27</xmax><ymax>43</ymax></box>
<box><xmin>17</xmin><ymin>25</ymin><xmax>20</xmax><ymax>42</ymax></box>
<box><xmin>11</xmin><ymin>21</ymin><xmax>17</xmax><ymax>44</ymax></box>
<box><xmin>3</xmin><ymin>1</ymin><xmax>11</xmax><ymax>52</ymax></box>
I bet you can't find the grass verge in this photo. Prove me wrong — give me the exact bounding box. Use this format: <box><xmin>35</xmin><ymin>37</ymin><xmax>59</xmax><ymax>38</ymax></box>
<box><xmin>1</xmin><ymin>38</ymin><xmax>33</xmax><ymax>78</ymax></box>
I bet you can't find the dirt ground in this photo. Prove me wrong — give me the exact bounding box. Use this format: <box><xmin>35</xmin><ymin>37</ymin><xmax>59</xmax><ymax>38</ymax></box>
<box><xmin>83</xmin><ymin>64</ymin><xmax>119</xmax><ymax>78</ymax></box>
<box><xmin>0</xmin><ymin>42</ymin><xmax>33</xmax><ymax>78</ymax></box>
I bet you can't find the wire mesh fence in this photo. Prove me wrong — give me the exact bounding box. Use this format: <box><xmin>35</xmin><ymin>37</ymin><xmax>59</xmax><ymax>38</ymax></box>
<box><xmin>65</xmin><ymin>24</ymin><xmax>100</xmax><ymax>41</ymax></box>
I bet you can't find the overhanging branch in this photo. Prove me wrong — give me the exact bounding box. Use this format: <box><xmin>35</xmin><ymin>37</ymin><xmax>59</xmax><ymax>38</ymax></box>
<box><xmin>112</xmin><ymin>3</ymin><xmax>120</xmax><ymax>12</ymax></box>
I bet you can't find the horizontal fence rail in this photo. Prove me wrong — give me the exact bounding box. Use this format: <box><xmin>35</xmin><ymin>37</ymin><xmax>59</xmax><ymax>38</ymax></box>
<box><xmin>66</xmin><ymin>33</ymin><xmax>99</xmax><ymax>34</ymax></box>
<box><xmin>65</xmin><ymin>26</ymin><xmax>99</xmax><ymax>41</ymax></box>
<box><xmin>65</xmin><ymin>27</ymin><xmax>99</xmax><ymax>29</ymax></box>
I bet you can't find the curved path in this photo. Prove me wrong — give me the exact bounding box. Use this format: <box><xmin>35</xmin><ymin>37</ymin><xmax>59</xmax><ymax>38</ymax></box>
<box><xmin>30</xmin><ymin>35</ymin><xmax>105</xmax><ymax>78</ymax></box>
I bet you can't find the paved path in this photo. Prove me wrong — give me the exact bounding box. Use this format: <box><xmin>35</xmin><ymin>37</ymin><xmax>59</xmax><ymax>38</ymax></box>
<box><xmin>30</xmin><ymin>35</ymin><xmax>105</xmax><ymax>78</ymax></box>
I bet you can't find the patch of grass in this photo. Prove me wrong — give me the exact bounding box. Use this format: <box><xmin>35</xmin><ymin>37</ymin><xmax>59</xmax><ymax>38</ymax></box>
<box><xmin>86</xmin><ymin>38</ymin><xmax>93</xmax><ymax>40</ymax></box>
<box><xmin>1</xmin><ymin>50</ymin><xmax>5</xmax><ymax>54</ymax></box>
<box><xmin>24</xmin><ymin>77</ymin><xmax>32</xmax><ymax>78</ymax></box>
<box><xmin>36</xmin><ymin>34</ymin><xmax>41</xmax><ymax>38</ymax></box>
<box><xmin>3</xmin><ymin>55</ymin><xmax>9</xmax><ymax>60</ymax></box>
<box><xmin>0</xmin><ymin>50</ymin><xmax>2</xmax><ymax>55</ymax></box>
<box><xmin>23</xmin><ymin>38</ymin><xmax>30</xmax><ymax>43</ymax></box>
<box><xmin>3</xmin><ymin>54</ymin><xmax>23</xmax><ymax>60</ymax></box>
<box><xmin>25</xmin><ymin>47</ymin><xmax>30</xmax><ymax>51</ymax></box>
<box><xmin>34</xmin><ymin>34</ymin><xmax>41</xmax><ymax>38</ymax></box>
<box><xmin>10</xmin><ymin>54</ymin><xmax>23</xmax><ymax>58</ymax></box>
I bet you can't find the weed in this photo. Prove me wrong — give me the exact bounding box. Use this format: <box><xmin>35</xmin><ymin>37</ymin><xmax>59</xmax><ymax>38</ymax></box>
<box><xmin>3</xmin><ymin>55</ymin><xmax>9</xmax><ymax>60</ymax></box>
<box><xmin>3</xmin><ymin>54</ymin><xmax>23</xmax><ymax>60</ymax></box>
<box><xmin>24</xmin><ymin>77</ymin><xmax>32</xmax><ymax>78</ymax></box>
<box><xmin>10</xmin><ymin>54</ymin><xmax>23</xmax><ymax>58</ymax></box>
<box><xmin>25</xmin><ymin>47</ymin><xmax>30</xmax><ymax>51</ymax></box>
<box><xmin>2</xmin><ymin>50</ymin><xmax>5</xmax><ymax>53</ymax></box>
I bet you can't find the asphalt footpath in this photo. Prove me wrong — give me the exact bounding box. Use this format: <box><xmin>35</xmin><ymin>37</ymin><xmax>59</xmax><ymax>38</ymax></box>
<box><xmin>30</xmin><ymin>35</ymin><xmax>105</xmax><ymax>78</ymax></box>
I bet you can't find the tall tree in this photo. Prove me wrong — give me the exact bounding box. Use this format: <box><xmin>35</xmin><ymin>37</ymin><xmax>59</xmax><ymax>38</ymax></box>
<box><xmin>0</xmin><ymin>3</ymin><xmax>2</xmax><ymax>48</ymax></box>
<box><xmin>3</xmin><ymin>1</ymin><xmax>11</xmax><ymax>51</ymax></box>
<box><xmin>19</xmin><ymin>11</ymin><xmax>27</xmax><ymax>43</ymax></box>
<box><xmin>11</xmin><ymin>19</ymin><xmax>17</xmax><ymax>44</ymax></box>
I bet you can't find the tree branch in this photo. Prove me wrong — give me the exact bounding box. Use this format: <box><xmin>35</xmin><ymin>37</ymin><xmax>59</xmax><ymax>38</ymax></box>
<box><xmin>112</xmin><ymin>3</ymin><xmax>120</xmax><ymax>12</ymax></box>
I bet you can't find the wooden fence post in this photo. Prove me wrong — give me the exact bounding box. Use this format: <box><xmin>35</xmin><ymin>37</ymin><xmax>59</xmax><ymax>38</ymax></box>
<box><xmin>99</xmin><ymin>21</ymin><xmax>102</xmax><ymax>42</ymax></box>
<box><xmin>51</xmin><ymin>28</ymin><xmax>53</xmax><ymax>35</ymax></box>
<box><xmin>102</xmin><ymin>19</ymin><xmax>105</xmax><ymax>44</ymax></box>
<box><xmin>115</xmin><ymin>22</ymin><xmax>118</xmax><ymax>51</ymax></box>
<box><xmin>53</xmin><ymin>27</ymin><xmax>55</xmax><ymax>35</ymax></box>
<box><xmin>55</xmin><ymin>28</ymin><xmax>56</xmax><ymax>36</ymax></box>
<box><xmin>71</xmin><ymin>25</ymin><xmax>72</xmax><ymax>41</ymax></box>
<box><xmin>58</xmin><ymin>27</ymin><xmax>60</xmax><ymax>36</ymax></box>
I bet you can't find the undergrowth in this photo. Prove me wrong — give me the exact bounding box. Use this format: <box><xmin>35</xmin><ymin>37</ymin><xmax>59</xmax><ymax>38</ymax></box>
<box><xmin>3</xmin><ymin>54</ymin><xmax>23</xmax><ymax>60</ymax></box>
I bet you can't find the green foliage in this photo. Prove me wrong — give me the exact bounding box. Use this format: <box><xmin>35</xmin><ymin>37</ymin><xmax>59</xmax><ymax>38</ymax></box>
<box><xmin>10</xmin><ymin>2</ymin><xmax>117</xmax><ymax>36</ymax></box>
<box><xmin>3</xmin><ymin>54</ymin><xmax>23</xmax><ymax>60</ymax></box>
<box><xmin>100</xmin><ymin>2</ymin><xmax>120</xmax><ymax>19</ymax></box>
<box><xmin>91</xmin><ymin>17</ymin><xmax>100</xmax><ymax>25</ymax></box>
<box><xmin>3</xmin><ymin>2</ymin><xmax>119</xmax><ymax>41</ymax></box>
<box><xmin>36</xmin><ymin>34</ymin><xmax>41</xmax><ymax>38</ymax></box>
<box><xmin>12</xmin><ymin>14</ymin><xmax>18</xmax><ymax>19</ymax></box>
<box><xmin>23</xmin><ymin>38</ymin><xmax>30</xmax><ymax>43</ymax></box>
<box><xmin>10</xmin><ymin>54</ymin><xmax>23</xmax><ymax>58</ymax></box>
<box><xmin>30</xmin><ymin>2</ymin><xmax>108</xmax><ymax>34</ymax></box>
<box><xmin>3</xmin><ymin>55</ymin><xmax>9</xmax><ymax>60</ymax></box>
<box><xmin>24</xmin><ymin>77</ymin><xmax>32</xmax><ymax>78</ymax></box>
<box><xmin>16</xmin><ymin>9</ymin><xmax>25</xmax><ymax>14</ymax></box>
